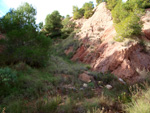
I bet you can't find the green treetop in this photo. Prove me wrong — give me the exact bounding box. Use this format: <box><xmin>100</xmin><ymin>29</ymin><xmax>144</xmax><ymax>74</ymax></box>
<box><xmin>44</xmin><ymin>11</ymin><xmax>63</xmax><ymax>38</ymax></box>
<box><xmin>0</xmin><ymin>2</ymin><xmax>51</xmax><ymax>67</ymax></box>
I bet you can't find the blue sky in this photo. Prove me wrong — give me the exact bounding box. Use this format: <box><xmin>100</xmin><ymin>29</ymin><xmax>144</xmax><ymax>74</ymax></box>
<box><xmin>0</xmin><ymin>0</ymin><xmax>96</xmax><ymax>24</ymax></box>
<box><xmin>0</xmin><ymin>0</ymin><xmax>9</xmax><ymax>17</ymax></box>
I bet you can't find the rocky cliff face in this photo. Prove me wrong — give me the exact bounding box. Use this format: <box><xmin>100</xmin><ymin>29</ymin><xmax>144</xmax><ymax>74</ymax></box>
<box><xmin>68</xmin><ymin>3</ymin><xmax>150</xmax><ymax>82</ymax></box>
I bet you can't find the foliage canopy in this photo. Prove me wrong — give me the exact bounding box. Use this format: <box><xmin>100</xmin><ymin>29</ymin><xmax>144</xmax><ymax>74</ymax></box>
<box><xmin>0</xmin><ymin>3</ymin><xmax>51</xmax><ymax>67</ymax></box>
<box><xmin>110</xmin><ymin>0</ymin><xmax>148</xmax><ymax>40</ymax></box>
<box><xmin>73</xmin><ymin>1</ymin><xmax>94</xmax><ymax>19</ymax></box>
<box><xmin>44</xmin><ymin>11</ymin><xmax>63</xmax><ymax>38</ymax></box>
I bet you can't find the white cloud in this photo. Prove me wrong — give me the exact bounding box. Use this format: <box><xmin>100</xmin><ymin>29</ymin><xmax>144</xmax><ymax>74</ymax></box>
<box><xmin>2</xmin><ymin>0</ymin><xmax>96</xmax><ymax>24</ymax></box>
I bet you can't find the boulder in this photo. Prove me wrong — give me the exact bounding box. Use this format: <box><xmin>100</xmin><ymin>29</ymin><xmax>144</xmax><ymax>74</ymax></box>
<box><xmin>79</xmin><ymin>73</ymin><xmax>93</xmax><ymax>83</ymax></box>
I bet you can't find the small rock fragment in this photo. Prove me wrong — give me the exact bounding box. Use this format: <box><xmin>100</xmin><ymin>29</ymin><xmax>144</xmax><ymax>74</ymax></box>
<box><xmin>118</xmin><ymin>78</ymin><xmax>126</xmax><ymax>84</ymax></box>
<box><xmin>80</xmin><ymin>88</ymin><xmax>84</xmax><ymax>91</ymax></box>
<box><xmin>105</xmin><ymin>84</ymin><xmax>112</xmax><ymax>90</ymax></box>
<box><xmin>83</xmin><ymin>83</ymin><xmax>88</xmax><ymax>88</ymax></box>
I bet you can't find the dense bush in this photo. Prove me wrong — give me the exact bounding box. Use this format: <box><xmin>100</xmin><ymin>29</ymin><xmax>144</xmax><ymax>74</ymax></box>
<box><xmin>0</xmin><ymin>3</ymin><xmax>51</xmax><ymax>67</ymax></box>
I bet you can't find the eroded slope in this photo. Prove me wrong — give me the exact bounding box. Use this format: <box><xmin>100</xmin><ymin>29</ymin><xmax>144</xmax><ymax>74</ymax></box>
<box><xmin>69</xmin><ymin>3</ymin><xmax>150</xmax><ymax>82</ymax></box>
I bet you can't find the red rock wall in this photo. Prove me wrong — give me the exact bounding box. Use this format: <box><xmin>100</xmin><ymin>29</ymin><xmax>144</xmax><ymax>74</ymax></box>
<box><xmin>70</xmin><ymin>3</ymin><xmax>150</xmax><ymax>82</ymax></box>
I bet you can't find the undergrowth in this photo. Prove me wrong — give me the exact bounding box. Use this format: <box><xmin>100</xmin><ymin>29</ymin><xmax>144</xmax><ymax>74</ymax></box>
<box><xmin>1</xmin><ymin>61</ymin><xmax>150</xmax><ymax>113</ymax></box>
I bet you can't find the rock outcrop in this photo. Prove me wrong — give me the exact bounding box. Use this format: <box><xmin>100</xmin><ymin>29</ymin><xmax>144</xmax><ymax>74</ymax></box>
<box><xmin>67</xmin><ymin>3</ymin><xmax>150</xmax><ymax>82</ymax></box>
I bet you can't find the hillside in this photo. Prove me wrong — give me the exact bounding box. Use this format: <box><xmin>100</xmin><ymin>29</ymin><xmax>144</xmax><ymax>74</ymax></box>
<box><xmin>1</xmin><ymin>1</ymin><xmax>150</xmax><ymax>113</ymax></box>
<box><xmin>66</xmin><ymin>2</ymin><xmax>150</xmax><ymax>83</ymax></box>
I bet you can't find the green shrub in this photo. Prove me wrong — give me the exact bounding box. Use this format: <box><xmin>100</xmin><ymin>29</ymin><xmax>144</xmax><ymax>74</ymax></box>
<box><xmin>88</xmin><ymin>82</ymin><xmax>95</xmax><ymax>88</ymax></box>
<box><xmin>83</xmin><ymin>1</ymin><xmax>94</xmax><ymax>19</ymax></box>
<box><xmin>118</xmin><ymin>92</ymin><xmax>131</xmax><ymax>103</ymax></box>
<box><xmin>0</xmin><ymin>67</ymin><xmax>17</xmax><ymax>100</ymax></box>
<box><xmin>73</xmin><ymin>1</ymin><xmax>94</xmax><ymax>19</ymax></box>
<box><xmin>86</xmin><ymin>65</ymin><xmax>91</xmax><ymax>70</ymax></box>
<box><xmin>110</xmin><ymin>0</ymin><xmax>145</xmax><ymax>40</ymax></box>
<box><xmin>61</xmin><ymin>15</ymin><xmax>75</xmax><ymax>39</ymax></box>
<box><xmin>84</xmin><ymin>10</ymin><xmax>93</xmax><ymax>19</ymax></box>
<box><xmin>0</xmin><ymin>67</ymin><xmax>17</xmax><ymax>86</ymax></box>
<box><xmin>73</xmin><ymin>6</ymin><xmax>84</xmax><ymax>19</ymax></box>
<box><xmin>115</xmin><ymin>13</ymin><xmax>142</xmax><ymax>38</ymax></box>
<box><xmin>106</xmin><ymin>0</ymin><xmax>119</xmax><ymax>10</ymax></box>
<box><xmin>73</xmin><ymin>12</ymin><xmax>82</xmax><ymax>20</ymax></box>
<box><xmin>111</xmin><ymin>0</ymin><xmax>124</xmax><ymax>23</ymax></box>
